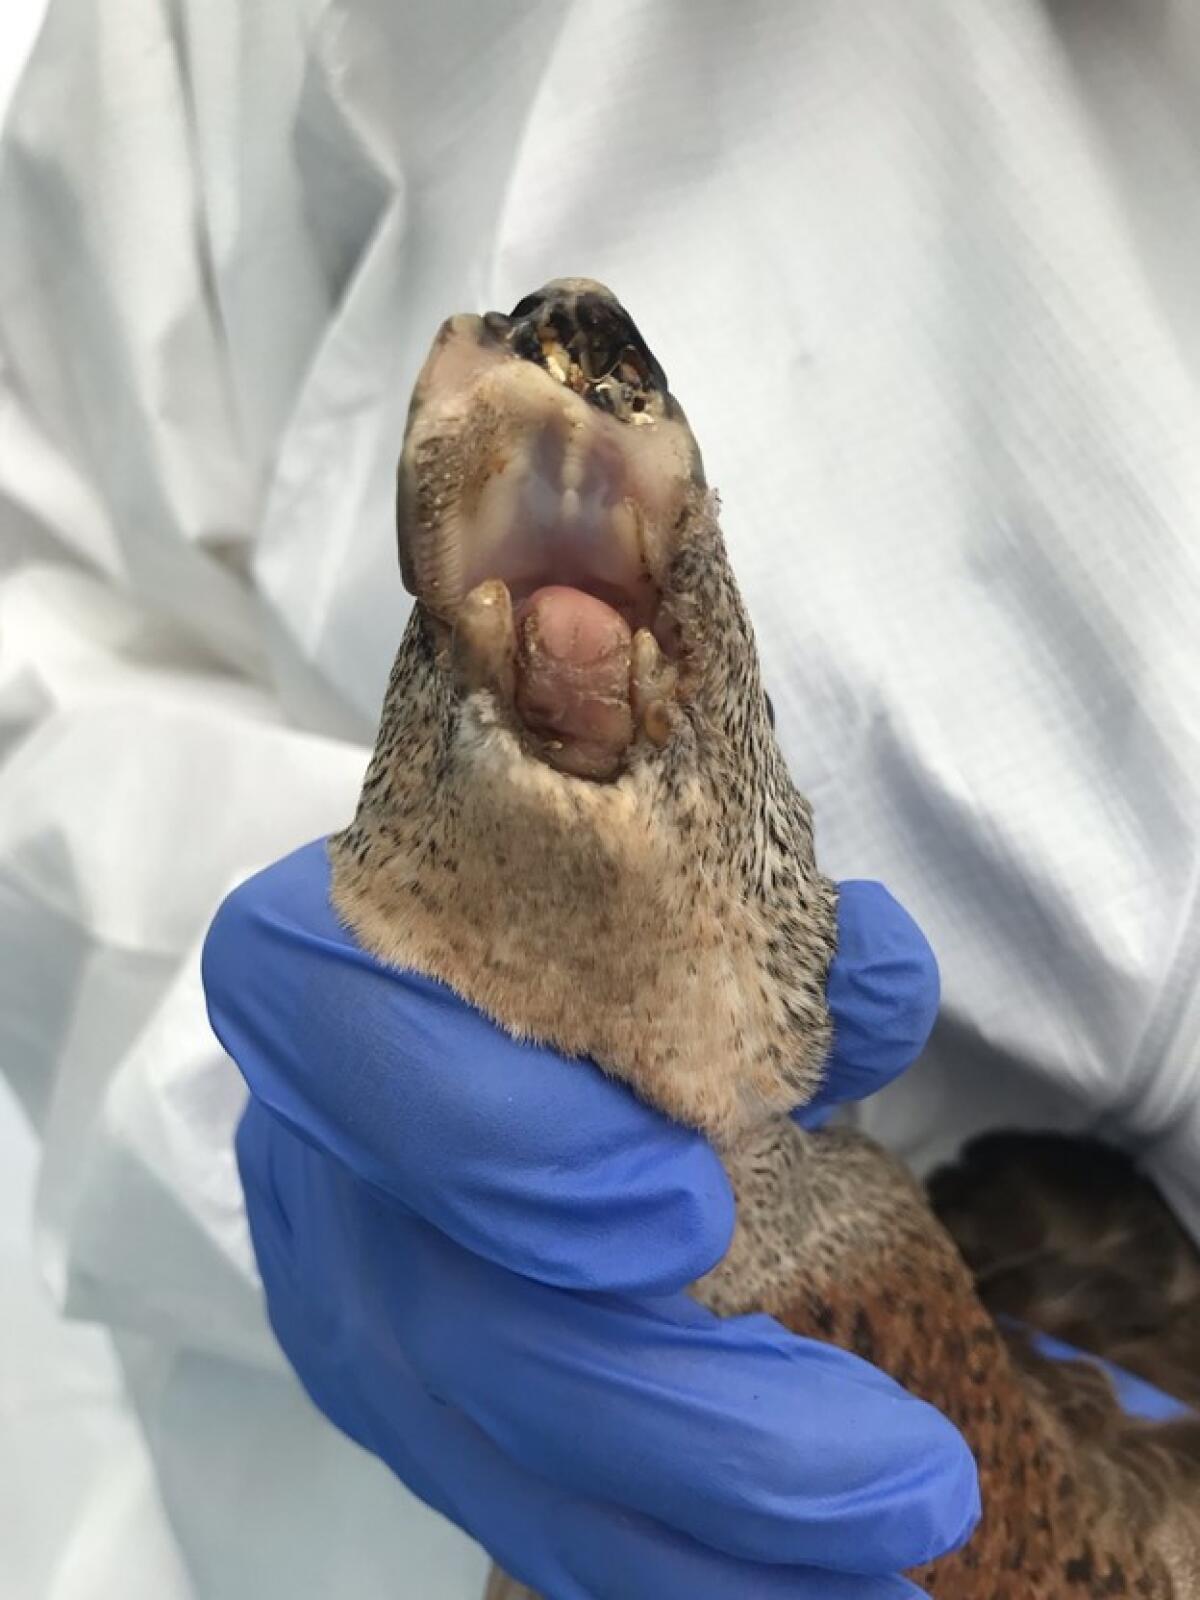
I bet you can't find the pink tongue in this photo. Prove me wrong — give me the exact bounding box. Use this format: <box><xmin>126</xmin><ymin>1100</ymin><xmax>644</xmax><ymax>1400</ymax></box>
<box><xmin>515</xmin><ymin>586</ymin><xmax>634</xmax><ymax>778</ymax></box>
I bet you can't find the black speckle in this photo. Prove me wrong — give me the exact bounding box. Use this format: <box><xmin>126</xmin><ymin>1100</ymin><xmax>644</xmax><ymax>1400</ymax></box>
<box><xmin>851</xmin><ymin>1308</ymin><xmax>876</xmax><ymax>1361</ymax></box>
<box><xmin>1064</xmin><ymin>1544</ymin><xmax>1094</xmax><ymax>1583</ymax></box>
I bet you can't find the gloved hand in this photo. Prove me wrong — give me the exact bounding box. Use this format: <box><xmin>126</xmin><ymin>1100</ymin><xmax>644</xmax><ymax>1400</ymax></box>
<box><xmin>202</xmin><ymin>840</ymin><xmax>979</xmax><ymax>1599</ymax></box>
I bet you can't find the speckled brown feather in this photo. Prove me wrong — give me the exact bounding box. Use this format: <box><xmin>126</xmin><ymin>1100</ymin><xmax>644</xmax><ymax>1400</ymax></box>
<box><xmin>329</xmin><ymin>283</ymin><xmax>1200</xmax><ymax>1599</ymax></box>
<box><xmin>929</xmin><ymin>1132</ymin><xmax>1200</xmax><ymax>1414</ymax></box>
<box><xmin>702</xmin><ymin>1123</ymin><xmax>1200</xmax><ymax>1598</ymax></box>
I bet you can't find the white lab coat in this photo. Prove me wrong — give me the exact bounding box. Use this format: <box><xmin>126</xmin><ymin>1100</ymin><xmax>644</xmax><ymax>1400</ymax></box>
<box><xmin>1</xmin><ymin>2</ymin><xmax>1199</xmax><ymax>1595</ymax></box>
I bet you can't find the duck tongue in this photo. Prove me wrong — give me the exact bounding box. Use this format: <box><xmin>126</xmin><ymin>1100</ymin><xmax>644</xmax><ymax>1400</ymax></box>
<box><xmin>514</xmin><ymin>586</ymin><xmax>634</xmax><ymax>779</ymax></box>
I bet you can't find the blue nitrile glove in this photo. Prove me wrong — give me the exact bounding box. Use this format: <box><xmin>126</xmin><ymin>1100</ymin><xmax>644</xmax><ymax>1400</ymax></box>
<box><xmin>203</xmin><ymin>841</ymin><xmax>978</xmax><ymax>1599</ymax></box>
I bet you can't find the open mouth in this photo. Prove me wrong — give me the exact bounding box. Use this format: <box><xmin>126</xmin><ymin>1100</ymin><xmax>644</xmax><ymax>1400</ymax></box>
<box><xmin>455</xmin><ymin>420</ymin><xmax>661</xmax><ymax>641</ymax></box>
<box><xmin>398</xmin><ymin>279</ymin><xmax>703</xmax><ymax>779</ymax></box>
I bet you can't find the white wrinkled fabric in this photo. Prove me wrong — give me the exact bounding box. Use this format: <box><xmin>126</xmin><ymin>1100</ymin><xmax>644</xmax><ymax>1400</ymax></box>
<box><xmin>2</xmin><ymin>2</ymin><xmax>1199</xmax><ymax>1594</ymax></box>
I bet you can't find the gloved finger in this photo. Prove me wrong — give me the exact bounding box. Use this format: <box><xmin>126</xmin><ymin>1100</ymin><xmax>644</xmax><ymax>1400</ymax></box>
<box><xmin>240</xmin><ymin>1110</ymin><xmax>939</xmax><ymax>1599</ymax></box>
<box><xmin>380</xmin><ymin>1211</ymin><xmax>978</xmax><ymax>1575</ymax></box>
<box><xmin>803</xmin><ymin>880</ymin><xmax>941</xmax><ymax>1118</ymax></box>
<box><xmin>205</xmin><ymin>840</ymin><xmax>734</xmax><ymax>1295</ymax></box>
<box><xmin>244</xmin><ymin>1108</ymin><xmax>977</xmax><ymax>1576</ymax></box>
<box><xmin>392</xmin><ymin>1397</ymin><xmax>937</xmax><ymax>1600</ymax></box>
<box><xmin>272</xmin><ymin>1306</ymin><xmax>931</xmax><ymax>1600</ymax></box>
<box><xmin>1026</xmin><ymin>1329</ymin><xmax>1193</xmax><ymax>1422</ymax></box>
